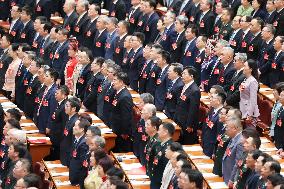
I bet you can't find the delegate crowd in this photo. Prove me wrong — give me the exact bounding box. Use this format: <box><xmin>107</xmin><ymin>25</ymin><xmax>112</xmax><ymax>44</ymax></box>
<box><xmin>0</xmin><ymin>0</ymin><xmax>284</xmax><ymax>188</ymax></box>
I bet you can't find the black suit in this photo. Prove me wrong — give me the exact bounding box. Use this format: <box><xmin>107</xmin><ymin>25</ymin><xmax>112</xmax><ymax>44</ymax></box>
<box><xmin>33</xmin><ymin>84</ymin><xmax>46</xmax><ymax>126</ymax></box>
<box><xmin>155</xmin><ymin>65</ymin><xmax>170</xmax><ymax>111</ymax></box>
<box><xmin>265</xmin><ymin>11</ymin><xmax>277</xmax><ymax>24</ymax></box>
<box><xmin>111</xmin><ymin>87</ymin><xmax>134</xmax><ymax>152</ymax></box>
<box><xmin>9</xmin><ymin>19</ymin><xmax>23</xmax><ymax>42</ymax></box>
<box><xmin>92</xmin><ymin>29</ymin><xmax>107</xmax><ymax>58</ymax></box>
<box><xmin>34</xmin><ymin>0</ymin><xmax>53</xmax><ymax>19</ymax></box>
<box><xmin>15</xmin><ymin>64</ymin><xmax>30</xmax><ymax>110</ymax></box>
<box><xmin>0</xmin><ymin>50</ymin><xmax>12</xmax><ymax>89</ymax></box>
<box><xmin>138</xmin><ymin>60</ymin><xmax>153</xmax><ymax>94</ymax></box>
<box><xmin>96</xmin><ymin>78</ymin><xmax>109</xmax><ymax>119</ymax></box>
<box><xmin>268</xmin><ymin>51</ymin><xmax>284</xmax><ymax>87</ymax></box>
<box><xmin>197</xmin><ymin>10</ymin><xmax>215</xmax><ymax>38</ymax></box>
<box><xmin>84</xmin><ymin>18</ymin><xmax>98</xmax><ymax>50</ymax></box>
<box><xmin>76</xmin><ymin>64</ymin><xmax>92</xmax><ymax>100</ymax></box>
<box><xmin>274</xmin><ymin>9</ymin><xmax>284</xmax><ymax>36</ymax></box>
<box><xmin>60</xmin><ymin>113</ymin><xmax>79</xmax><ymax>166</ymax></box>
<box><xmin>109</xmin><ymin>0</ymin><xmax>126</xmax><ymax>20</ymax></box>
<box><xmin>128</xmin><ymin>7</ymin><xmax>143</xmax><ymax>34</ymax></box>
<box><xmin>69</xmin><ymin>136</ymin><xmax>89</xmax><ymax>187</ymax></box>
<box><xmin>17</xmin><ymin>20</ymin><xmax>36</xmax><ymax>46</ymax></box>
<box><xmin>239</xmin><ymin>30</ymin><xmax>253</xmax><ymax>53</ymax></box>
<box><xmin>143</xmin><ymin>12</ymin><xmax>159</xmax><ymax>45</ymax></box>
<box><xmin>102</xmin><ymin>83</ymin><xmax>116</xmax><ymax>126</ymax></box>
<box><xmin>113</xmin><ymin>34</ymin><xmax>127</xmax><ymax>67</ymax></box>
<box><xmin>229</xmin><ymin>29</ymin><xmax>243</xmax><ymax>52</ymax></box>
<box><xmin>73</xmin><ymin>12</ymin><xmax>90</xmax><ymax>46</ymax></box>
<box><xmin>174</xmin><ymin>82</ymin><xmax>200</xmax><ymax>144</ymax></box>
<box><xmin>251</xmin><ymin>9</ymin><xmax>267</xmax><ymax>20</ymax></box>
<box><xmin>164</xmin><ymin>77</ymin><xmax>184</xmax><ymax>119</ymax></box>
<box><xmin>0</xmin><ymin>0</ymin><xmax>10</xmax><ymax>21</ymax></box>
<box><xmin>218</xmin><ymin>61</ymin><xmax>236</xmax><ymax>91</ymax></box>
<box><xmin>83</xmin><ymin>72</ymin><xmax>104</xmax><ymax>114</ymax></box>
<box><xmin>170</xmin><ymin>31</ymin><xmax>185</xmax><ymax>63</ymax></box>
<box><xmin>145</xmin><ymin>64</ymin><xmax>161</xmax><ymax>97</ymax></box>
<box><xmin>247</xmin><ymin>33</ymin><xmax>263</xmax><ymax>61</ymax></box>
<box><xmin>38</xmin><ymin>36</ymin><xmax>54</xmax><ymax>66</ymax></box>
<box><xmin>168</xmin><ymin>0</ymin><xmax>182</xmax><ymax>15</ymax></box>
<box><xmin>226</xmin><ymin>70</ymin><xmax>246</xmax><ymax>108</ymax></box>
<box><xmin>63</xmin><ymin>11</ymin><xmax>78</xmax><ymax>35</ymax></box>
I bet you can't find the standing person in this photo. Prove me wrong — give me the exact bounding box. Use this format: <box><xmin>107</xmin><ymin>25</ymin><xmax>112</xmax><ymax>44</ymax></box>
<box><xmin>37</xmin><ymin>68</ymin><xmax>58</xmax><ymax>133</ymax></box>
<box><xmin>104</xmin><ymin>17</ymin><xmax>119</xmax><ymax>60</ymax></box>
<box><xmin>174</xmin><ymin>67</ymin><xmax>200</xmax><ymax>144</ymax></box>
<box><xmin>239</xmin><ymin>59</ymin><xmax>260</xmax><ymax>126</ymax></box>
<box><xmin>111</xmin><ymin>72</ymin><xmax>134</xmax><ymax>152</ymax></box>
<box><xmin>60</xmin><ymin>97</ymin><xmax>80</xmax><ymax>166</ymax></box>
<box><xmin>3</xmin><ymin>44</ymin><xmax>21</xmax><ymax>99</ymax></box>
<box><xmin>84</xmin><ymin>4</ymin><xmax>100</xmax><ymax>50</ymax></box>
<box><xmin>64</xmin><ymin>39</ymin><xmax>78</xmax><ymax>94</ymax></box>
<box><xmin>149</xmin><ymin>122</ymin><xmax>174</xmax><ymax>189</ymax></box>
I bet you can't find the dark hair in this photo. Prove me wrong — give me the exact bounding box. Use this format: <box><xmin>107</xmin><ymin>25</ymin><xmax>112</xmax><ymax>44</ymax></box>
<box><xmin>253</xmin><ymin>17</ymin><xmax>264</xmax><ymax>29</ymax></box>
<box><xmin>267</xmin><ymin>173</ymin><xmax>284</xmax><ymax>187</ymax></box>
<box><xmin>161</xmin><ymin>122</ymin><xmax>175</xmax><ymax>137</ymax></box>
<box><xmin>79</xmin><ymin>113</ymin><xmax>92</xmax><ymax>125</ymax></box>
<box><xmin>184</xmin><ymin>66</ymin><xmax>198</xmax><ymax>81</ymax></box>
<box><xmin>211</xmin><ymin>85</ymin><xmax>225</xmax><ymax>94</ymax></box>
<box><xmin>246</xmin><ymin>59</ymin><xmax>259</xmax><ymax>80</ymax></box>
<box><xmin>6</xmin><ymin>118</ymin><xmax>21</xmax><ymax>130</ymax></box>
<box><xmin>187</xmin><ymin>24</ymin><xmax>198</xmax><ymax>36</ymax></box>
<box><xmin>20</xmin><ymin>43</ymin><xmax>31</xmax><ymax>52</ymax></box>
<box><xmin>249</xmin><ymin>149</ymin><xmax>262</xmax><ymax>160</ymax></box>
<box><xmin>170</xmin><ymin>63</ymin><xmax>183</xmax><ymax>76</ymax></box>
<box><xmin>11</xmin><ymin>43</ymin><xmax>20</xmax><ymax>51</ymax></box>
<box><xmin>176</xmin><ymin>152</ymin><xmax>189</xmax><ymax>162</ymax></box>
<box><xmin>145</xmin><ymin>0</ymin><xmax>157</xmax><ymax>9</ymax></box>
<box><xmin>94</xmin><ymin>57</ymin><xmax>105</xmax><ymax>67</ymax></box>
<box><xmin>223</xmin><ymin>7</ymin><xmax>234</xmax><ymax>21</ymax></box>
<box><xmin>242</xmin><ymin>127</ymin><xmax>259</xmax><ymax>139</ymax></box>
<box><xmin>169</xmin><ymin>142</ymin><xmax>183</xmax><ymax>152</ymax></box>
<box><xmin>183</xmin><ymin>169</ymin><xmax>203</xmax><ymax>189</ymax></box>
<box><xmin>57</xmin><ymin>85</ymin><xmax>70</xmax><ymax>96</ymax></box>
<box><xmin>92</xmin><ymin>4</ymin><xmax>101</xmax><ymax>14</ymax></box>
<box><xmin>79</xmin><ymin>46</ymin><xmax>94</xmax><ymax>63</ymax></box>
<box><xmin>158</xmin><ymin>50</ymin><xmax>171</xmax><ymax>64</ymax></box>
<box><xmin>115</xmin><ymin>72</ymin><xmax>129</xmax><ymax>85</ymax></box>
<box><xmin>180</xmin><ymin>159</ymin><xmax>192</xmax><ymax>170</ymax></box>
<box><xmin>94</xmin><ymin>149</ymin><xmax>107</xmax><ymax>163</ymax></box>
<box><xmin>22</xmin><ymin>6</ymin><xmax>33</xmax><ymax>17</ymax></box>
<box><xmin>132</xmin><ymin>32</ymin><xmax>145</xmax><ymax>44</ymax></box>
<box><xmin>274</xmin><ymin>82</ymin><xmax>284</xmax><ymax>93</ymax></box>
<box><xmin>259</xmin><ymin>153</ymin><xmax>273</xmax><ymax>165</ymax></box>
<box><xmin>109</xmin><ymin>177</ymin><xmax>128</xmax><ymax>189</ymax></box>
<box><xmin>6</xmin><ymin>108</ymin><xmax>22</xmax><ymax>121</ymax></box>
<box><xmin>269</xmin><ymin>160</ymin><xmax>281</xmax><ymax>174</ymax></box>
<box><xmin>78</xmin><ymin>118</ymin><xmax>91</xmax><ymax>133</ymax></box>
<box><xmin>87</xmin><ymin>126</ymin><xmax>102</xmax><ymax>136</ymax></box>
<box><xmin>106</xmin><ymin>167</ymin><xmax>124</xmax><ymax>179</ymax></box>
<box><xmin>67</xmin><ymin>97</ymin><xmax>81</xmax><ymax>112</ymax></box>
<box><xmin>243</xmin><ymin>16</ymin><xmax>253</xmax><ymax>22</ymax></box>
<box><xmin>12</xmin><ymin>142</ymin><xmax>27</xmax><ymax>158</ymax></box>
<box><xmin>152</xmin><ymin>43</ymin><xmax>163</xmax><ymax>51</ymax></box>
<box><xmin>43</xmin><ymin>22</ymin><xmax>52</xmax><ymax>33</ymax></box>
<box><xmin>98</xmin><ymin>157</ymin><xmax>114</xmax><ymax>174</ymax></box>
<box><xmin>216</xmin><ymin>92</ymin><xmax>227</xmax><ymax>104</ymax></box>
<box><xmin>45</xmin><ymin>68</ymin><xmax>59</xmax><ymax>81</ymax></box>
<box><xmin>23</xmin><ymin>173</ymin><xmax>41</xmax><ymax>188</ymax></box>
<box><xmin>3</xmin><ymin>34</ymin><xmax>13</xmax><ymax>44</ymax></box>
<box><xmin>148</xmin><ymin>116</ymin><xmax>162</xmax><ymax>130</ymax></box>
<box><xmin>35</xmin><ymin>16</ymin><xmax>47</xmax><ymax>23</ymax></box>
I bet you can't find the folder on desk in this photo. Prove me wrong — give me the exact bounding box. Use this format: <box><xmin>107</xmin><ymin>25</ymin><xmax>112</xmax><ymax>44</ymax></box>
<box><xmin>128</xmin><ymin>166</ymin><xmax>146</xmax><ymax>175</ymax></box>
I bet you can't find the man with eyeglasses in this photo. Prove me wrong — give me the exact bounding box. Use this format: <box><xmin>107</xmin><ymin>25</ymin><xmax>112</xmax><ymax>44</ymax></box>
<box><xmin>239</xmin><ymin>16</ymin><xmax>253</xmax><ymax>53</ymax></box>
<box><xmin>229</xmin><ymin>16</ymin><xmax>243</xmax><ymax>52</ymax></box>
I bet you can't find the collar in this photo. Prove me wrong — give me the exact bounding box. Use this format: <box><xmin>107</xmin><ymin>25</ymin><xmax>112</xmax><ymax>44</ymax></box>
<box><xmin>161</xmin><ymin>65</ymin><xmax>168</xmax><ymax>73</ymax></box>
<box><xmin>44</xmin><ymin>35</ymin><xmax>50</xmax><ymax>40</ymax></box>
<box><xmin>277</xmin><ymin>7</ymin><xmax>284</xmax><ymax>13</ymax></box>
<box><xmin>75</xmin><ymin>134</ymin><xmax>84</xmax><ymax>141</ymax></box>
<box><xmin>187</xmin><ymin>37</ymin><xmax>196</xmax><ymax>44</ymax></box>
<box><xmin>113</xmin><ymin>0</ymin><xmax>118</xmax><ymax>4</ymax></box>
<box><xmin>276</xmin><ymin>50</ymin><xmax>282</xmax><ymax>57</ymax></box>
<box><xmin>116</xmin><ymin>86</ymin><xmax>125</xmax><ymax>94</ymax></box>
<box><xmin>91</xmin><ymin>16</ymin><xmax>99</xmax><ymax>22</ymax></box>
<box><xmin>183</xmin><ymin>80</ymin><xmax>194</xmax><ymax>90</ymax></box>
<box><xmin>120</xmin><ymin>33</ymin><xmax>127</xmax><ymax>39</ymax></box>
<box><xmin>202</xmin><ymin>10</ymin><xmax>209</xmax><ymax>15</ymax></box>
<box><xmin>231</xmin><ymin>132</ymin><xmax>241</xmax><ymax>141</ymax></box>
<box><xmin>67</xmin><ymin>11</ymin><xmax>74</xmax><ymax>17</ymax></box>
<box><xmin>236</xmin><ymin>67</ymin><xmax>244</xmax><ymax>75</ymax></box>
<box><xmin>199</xmin><ymin>48</ymin><xmax>205</xmax><ymax>53</ymax></box>
<box><xmin>108</xmin><ymin>29</ymin><xmax>116</xmax><ymax>36</ymax></box>
<box><xmin>243</xmin><ymin>28</ymin><xmax>250</xmax><ymax>35</ymax></box>
<box><xmin>77</xmin><ymin>11</ymin><xmax>87</xmax><ymax>21</ymax></box>
<box><xmin>166</xmin><ymin>23</ymin><xmax>173</xmax><ymax>30</ymax></box>
<box><xmin>58</xmin><ymin>98</ymin><xmax>65</xmax><ymax>105</ymax></box>
<box><xmin>266</xmin><ymin>38</ymin><xmax>273</xmax><ymax>44</ymax></box>
<box><xmin>252</xmin><ymin>31</ymin><xmax>261</xmax><ymax>37</ymax></box>
<box><xmin>134</xmin><ymin>46</ymin><xmax>142</xmax><ymax>53</ymax></box>
<box><xmin>171</xmin><ymin>77</ymin><xmax>179</xmax><ymax>84</ymax></box>
<box><xmin>32</xmin><ymin>74</ymin><xmax>37</xmax><ymax>80</ymax></box>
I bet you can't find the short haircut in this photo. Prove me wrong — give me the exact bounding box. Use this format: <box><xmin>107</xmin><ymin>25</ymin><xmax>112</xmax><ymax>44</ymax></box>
<box><xmin>6</xmin><ymin>118</ymin><xmax>21</xmax><ymax>130</ymax></box>
<box><xmin>67</xmin><ymin>97</ymin><xmax>81</xmax><ymax>112</ymax></box>
<box><xmin>93</xmin><ymin>136</ymin><xmax>106</xmax><ymax>148</ymax></box>
<box><xmin>43</xmin><ymin>22</ymin><xmax>52</xmax><ymax>33</ymax></box>
<box><xmin>253</xmin><ymin>17</ymin><xmax>264</xmax><ymax>29</ymax></box>
<box><xmin>170</xmin><ymin>63</ymin><xmax>183</xmax><ymax>76</ymax></box>
<box><xmin>45</xmin><ymin>68</ymin><xmax>59</xmax><ymax>81</ymax></box>
<box><xmin>268</xmin><ymin>160</ymin><xmax>281</xmax><ymax>174</ymax></box>
<box><xmin>11</xmin><ymin>43</ymin><xmax>20</xmax><ymax>51</ymax></box>
<box><xmin>274</xmin><ymin>82</ymin><xmax>284</xmax><ymax>94</ymax></box>
<box><xmin>148</xmin><ymin>116</ymin><xmax>162</xmax><ymax>130</ymax></box>
<box><xmin>23</xmin><ymin>173</ymin><xmax>41</xmax><ymax>188</ymax></box>
<box><xmin>249</xmin><ymin>149</ymin><xmax>262</xmax><ymax>160</ymax></box>
<box><xmin>264</xmin><ymin>24</ymin><xmax>276</xmax><ymax>35</ymax></box>
<box><xmin>119</xmin><ymin>20</ymin><xmax>130</xmax><ymax>32</ymax></box>
<box><xmin>58</xmin><ymin>85</ymin><xmax>70</xmax><ymax>96</ymax></box>
<box><xmin>211</xmin><ymin>85</ymin><xmax>226</xmax><ymax>95</ymax></box>
<box><xmin>259</xmin><ymin>152</ymin><xmax>273</xmax><ymax>165</ymax></box>
<box><xmin>169</xmin><ymin>142</ymin><xmax>183</xmax><ymax>152</ymax></box>
<box><xmin>267</xmin><ymin>173</ymin><xmax>284</xmax><ymax>187</ymax></box>
<box><xmin>161</xmin><ymin>122</ymin><xmax>175</xmax><ymax>137</ymax></box>
<box><xmin>183</xmin><ymin>169</ymin><xmax>203</xmax><ymax>189</ymax></box>
<box><xmin>6</xmin><ymin>108</ymin><xmax>22</xmax><ymax>121</ymax></box>
<box><xmin>184</xmin><ymin>66</ymin><xmax>198</xmax><ymax>81</ymax></box>
<box><xmin>20</xmin><ymin>43</ymin><xmax>31</xmax><ymax>52</ymax></box>
<box><xmin>18</xmin><ymin>158</ymin><xmax>31</xmax><ymax>173</ymax></box>
<box><xmin>215</xmin><ymin>92</ymin><xmax>227</xmax><ymax>104</ymax></box>
<box><xmin>187</xmin><ymin>24</ymin><xmax>198</xmax><ymax>36</ymax></box>
<box><xmin>98</xmin><ymin>157</ymin><xmax>114</xmax><ymax>173</ymax></box>
<box><xmin>106</xmin><ymin>167</ymin><xmax>124</xmax><ymax>179</ymax></box>
<box><xmin>12</xmin><ymin>142</ymin><xmax>27</xmax><ymax>158</ymax></box>
<box><xmin>235</xmin><ymin>53</ymin><xmax>247</xmax><ymax>62</ymax></box>
<box><xmin>115</xmin><ymin>72</ymin><xmax>129</xmax><ymax>85</ymax></box>
<box><xmin>132</xmin><ymin>32</ymin><xmax>145</xmax><ymax>44</ymax></box>
<box><xmin>79</xmin><ymin>113</ymin><xmax>92</xmax><ymax>125</ymax></box>
<box><xmin>144</xmin><ymin>0</ymin><xmax>157</xmax><ymax>9</ymax></box>
<box><xmin>91</xmin><ymin>4</ymin><xmax>101</xmax><ymax>14</ymax></box>
<box><xmin>35</xmin><ymin>16</ymin><xmax>47</xmax><ymax>23</ymax></box>
<box><xmin>157</xmin><ymin>50</ymin><xmax>171</xmax><ymax>64</ymax></box>
<box><xmin>242</xmin><ymin>127</ymin><xmax>259</xmax><ymax>139</ymax></box>
<box><xmin>140</xmin><ymin>93</ymin><xmax>154</xmax><ymax>104</ymax></box>
<box><xmin>79</xmin><ymin>46</ymin><xmax>94</xmax><ymax>63</ymax></box>
<box><xmin>22</xmin><ymin>6</ymin><xmax>33</xmax><ymax>16</ymax></box>
<box><xmin>176</xmin><ymin>15</ymin><xmax>188</xmax><ymax>27</ymax></box>
<box><xmin>87</xmin><ymin>126</ymin><xmax>102</xmax><ymax>136</ymax></box>
<box><xmin>3</xmin><ymin>34</ymin><xmax>13</xmax><ymax>44</ymax></box>
<box><xmin>108</xmin><ymin>17</ymin><xmax>119</xmax><ymax>26</ymax></box>
<box><xmin>77</xmin><ymin>118</ymin><xmax>91</xmax><ymax>133</ymax></box>
<box><xmin>12</xmin><ymin>129</ymin><xmax>27</xmax><ymax>143</ymax></box>
<box><xmin>94</xmin><ymin>149</ymin><xmax>107</xmax><ymax>162</ymax></box>
<box><xmin>176</xmin><ymin>152</ymin><xmax>189</xmax><ymax>162</ymax></box>
<box><xmin>94</xmin><ymin>57</ymin><xmax>105</xmax><ymax>67</ymax></box>
<box><xmin>109</xmin><ymin>177</ymin><xmax>129</xmax><ymax>189</ymax></box>
<box><xmin>59</xmin><ymin>28</ymin><xmax>69</xmax><ymax>37</ymax></box>
<box><xmin>143</xmin><ymin>103</ymin><xmax>156</xmax><ymax>116</ymax></box>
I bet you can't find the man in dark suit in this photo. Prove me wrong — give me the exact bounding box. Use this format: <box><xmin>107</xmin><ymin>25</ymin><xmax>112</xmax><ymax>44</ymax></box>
<box><xmin>149</xmin><ymin>122</ymin><xmax>174</xmax><ymax>189</ymax></box>
<box><xmin>226</xmin><ymin>53</ymin><xmax>246</xmax><ymax>108</ymax></box>
<box><xmin>168</xmin><ymin>0</ymin><xmax>182</xmax><ymax>15</ymax></box>
<box><xmin>31</xmin><ymin>16</ymin><xmax>46</xmax><ymax>53</ymax></box>
<box><xmin>181</xmin><ymin>25</ymin><xmax>198</xmax><ymax>67</ymax></box>
<box><xmin>164</xmin><ymin>63</ymin><xmax>184</xmax><ymax>119</ymax></box>
<box><xmin>154</xmin><ymin>50</ymin><xmax>170</xmax><ymax>111</ymax></box>
<box><xmin>104</xmin><ymin>17</ymin><xmax>119</xmax><ymax>60</ymax></box>
<box><xmin>229</xmin><ymin>16</ymin><xmax>243</xmax><ymax>52</ymax></box>
<box><xmin>62</xmin><ymin>0</ymin><xmax>78</xmax><ymax>35</ymax></box>
<box><xmin>218</xmin><ymin>8</ymin><xmax>233</xmax><ymax>41</ymax></box>
<box><xmin>121</xmin><ymin>35</ymin><xmax>133</xmax><ymax>73</ymax></box>
<box><xmin>178</xmin><ymin>0</ymin><xmax>194</xmax><ymax>19</ymax></box>
<box><xmin>34</xmin><ymin>0</ymin><xmax>53</xmax><ymax>19</ymax></box>
<box><xmin>128</xmin><ymin>0</ymin><xmax>142</xmax><ymax>34</ymax></box>
<box><xmin>92</xmin><ymin>15</ymin><xmax>108</xmax><ymax>58</ymax></box>
<box><xmin>159</xmin><ymin>11</ymin><xmax>176</xmax><ymax>52</ymax></box>
<box><xmin>197</xmin><ymin>0</ymin><xmax>215</xmax><ymax>38</ymax></box>
<box><xmin>239</xmin><ymin>16</ymin><xmax>253</xmax><ymax>53</ymax></box>
<box><xmin>46</xmin><ymin>85</ymin><xmax>69</xmax><ymax>160</ymax></box>
<box><xmin>265</xmin><ymin>0</ymin><xmax>277</xmax><ymax>24</ymax></box>
<box><xmin>228</xmin><ymin>0</ymin><xmax>241</xmax><ymax>16</ymax></box>
<box><xmin>274</xmin><ymin>0</ymin><xmax>284</xmax><ymax>36</ymax></box>
<box><xmin>73</xmin><ymin>1</ymin><xmax>90</xmax><ymax>46</ymax></box>
<box><xmin>60</xmin><ymin>97</ymin><xmax>80</xmax><ymax>166</ymax></box>
<box><xmin>50</xmin><ymin>28</ymin><xmax>69</xmax><ymax>85</ymax></box>
<box><xmin>83</xmin><ymin>57</ymin><xmax>104</xmax><ymax>114</ymax></box>
<box><xmin>18</xmin><ymin>6</ymin><xmax>36</xmax><ymax>46</ymax></box>
<box><xmin>194</xmin><ymin>35</ymin><xmax>207</xmax><ymax>85</ymax></box>
<box><xmin>38</xmin><ymin>22</ymin><xmax>54</xmax><ymax>65</ymax></box>
<box><xmin>75</xmin><ymin>48</ymin><xmax>93</xmax><ymax>100</ymax></box>
<box><xmin>113</xmin><ymin>20</ymin><xmax>129</xmax><ymax>66</ymax></box>
<box><xmin>143</xmin><ymin>0</ymin><xmax>160</xmax><ymax>44</ymax></box>
<box><xmin>218</xmin><ymin>47</ymin><xmax>236</xmax><ymax>91</ymax></box>
<box><xmin>37</xmin><ymin>68</ymin><xmax>58</xmax><ymax>134</ymax></box>
<box><xmin>109</xmin><ymin>0</ymin><xmax>127</xmax><ymax>21</ymax></box>
<box><xmin>258</xmin><ymin>24</ymin><xmax>276</xmax><ymax>86</ymax></box>
<box><xmin>0</xmin><ymin>0</ymin><xmax>10</xmax><ymax>21</ymax></box>
<box><xmin>201</xmin><ymin>93</ymin><xmax>224</xmax><ymax>157</ymax></box>
<box><xmin>170</xmin><ymin>15</ymin><xmax>187</xmax><ymax>63</ymax></box>
<box><xmin>128</xmin><ymin>32</ymin><xmax>145</xmax><ymax>91</ymax></box>
<box><xmin>69</xmin><ymin>118</ymin><xmax>90</xmax><ymax>188</ymax></box>
<box><xmin>84</xmin><ymin>4</ymin><xmax>100</xmax><ymax>50</ymax></box>
<box><xmin>8</xmin><ymin>5</ymin><xmax>23</xmax><ymax>42</ymax></box>
<box><xmin>111</xmin><ymin>72</ymin><xmax>134</xmax><ymax>152</ymax></box>
<box><xmin>212</xmin><ymin>1</ymin><xmax>224</xmax><ymax>38</ymax></box>
<box><xmin>174</xmin><ymin>67</ymin><xmax>200</xmax><ymax>144</ymax></box>
<box><xmin>247</xmin><ymin>18</ymin><xmax>264</xmax><ymax>61</ymax></box>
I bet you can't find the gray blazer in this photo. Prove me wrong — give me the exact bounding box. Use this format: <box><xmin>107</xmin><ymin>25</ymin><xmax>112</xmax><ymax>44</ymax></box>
<box><xmin>222</xmin><ymin>132</ymin><xmax>244</xmax><ymax>184</ymax></box>
<box><xmin>239</xmin><ymin>76</ymin><xmax>260</xmax><ymax>119</ymax></box>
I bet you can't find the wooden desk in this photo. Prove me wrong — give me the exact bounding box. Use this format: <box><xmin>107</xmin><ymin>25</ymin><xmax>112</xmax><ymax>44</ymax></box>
<box><xmin>129</xmin><ymin>88</ymin><xmax>181</xmax><ymax>141</ymax></box>
<box><xmin>43</xmin><ymin>160</ymin><xmax>79</xmax><ymax>189</ymax></box>
<box><xmin>50</xmin><ymin>16</ymin><xmax>64</xmax><ymax>25</ymax></box>
<box><xmin>111</xmin><ymin>152</ymin><xmax>150</xmax><ymax>189</ymax></box>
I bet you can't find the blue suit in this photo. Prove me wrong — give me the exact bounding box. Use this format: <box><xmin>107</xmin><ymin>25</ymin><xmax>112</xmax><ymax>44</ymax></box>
<box><xmin>154</xmin><ymin>65</ymin><xmax>170</xmax><ymax>111</ymax></box>
<box><xmin>17</xmin><ymin>20</ymin><xmax>36</xmax><ymax>46</ymax></box>
<box><xmin>9</xmin><ymin>19</ymin><xmax>23</xmax><ymax>42</ymax></box>
<box><xmin>159</xmin><ymin>24</ymin><xmax>176</xmax><ymax>52</ymax></box>
<box><xmin>181</xmin><ymin>38</ymin><xmax>198</xmax><ymax>67</ymax></box>
<box><xmin>51</xmin><ymin>41</ymin><xmax>69</xmax><ymax>82</ymax></box>
<box><xmin>92</xmin><ymin>29</ymin><xmax>108</xmax><ymax>58</ymax></box>
<box><xmin>222</xmin><ymin>133</ymin><xmax>244</xmax><ymax>184</ymax></box>
<box><xmin>37</xmin><ymin>84</ymin><xmax>57</xmax><ymax>133</ymax></box>
<box><xmin>104</xmin><ymin>30</ymin><xmax>119</xmax><ymax>60</ymax></box>
<box><xmin>143</xmin><ymin>12</ymin><xmax>159</xmax><ymax>45</ymax></box>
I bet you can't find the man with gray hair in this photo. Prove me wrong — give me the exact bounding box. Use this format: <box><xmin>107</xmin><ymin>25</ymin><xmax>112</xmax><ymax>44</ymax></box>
<box><xmin>105</xmin><ymin>17</ymin><xmax>119</xmax><ymax>60</ymax></box>
<box><xmin>226</xmin><ymin>53</ymin><xmax>246</xmax><ymax>108</ymax></box>
<box><xmin>88</xmin><ymin>135</ymin><xmax>106</xmax><ymax>151</ymax></box>
<box><xmin>218</xmin><ymin>46</ymin><xmax>236</xmax><ymax>91</ymax></box>
<box><xmin>93</xmin><ymin>15</ymin><xmax>108</xmax><ymax>57</ymax></box>
<box><xmin>170</xmin><ymin>15</ymin><xmax>188</xmax><ymax>63</ymax></box>
<box><xmin>62</xmin><ymin>0</ymin><xmax>78</xmax><ymax>35</ymax></box>
<box><xmin>133</xmin><ymin>103</ymin><xmax>156</xmax><ymax>165</ymax></box>
<box><xmin>222</xmin><ymin>117</ymin><xmax>243</xmax><ymax>186</ymax></box>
